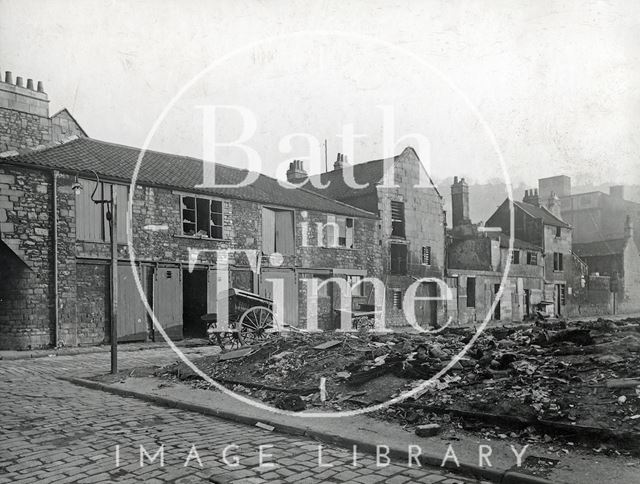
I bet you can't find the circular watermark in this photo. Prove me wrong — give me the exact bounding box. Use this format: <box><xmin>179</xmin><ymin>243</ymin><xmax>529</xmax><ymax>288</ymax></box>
<box><xmin>126</xmin><ymin>30</ymin><xmax>514</xmax><ymax>418</ymax></box>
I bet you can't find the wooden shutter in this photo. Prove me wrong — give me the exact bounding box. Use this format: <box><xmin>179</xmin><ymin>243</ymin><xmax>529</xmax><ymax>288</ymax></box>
<box><xmin>76</xmin><ymin>178</ymin><xmax>103</xmax><ymax>241</ymax></box>
<box><xmin>275</xmin><ymin>210</ymin><xmax>294</xmax><ymax>255</ymax></box>
<box><xmin>262</xmin><ymin>207</ymin><xmax>275</xmax><ymax>254</ymax></box>
<box><xmin>115</xmin><ymin>184</ymin><xmax>128</xmax><ymax>243</ymax></box>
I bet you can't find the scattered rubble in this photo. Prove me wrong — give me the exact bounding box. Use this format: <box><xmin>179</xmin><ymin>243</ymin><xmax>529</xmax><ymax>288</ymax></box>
<box><xmin>155</xmin><ymin>316</ymin><xmax>640</xmax><ymax>453</ymax></box>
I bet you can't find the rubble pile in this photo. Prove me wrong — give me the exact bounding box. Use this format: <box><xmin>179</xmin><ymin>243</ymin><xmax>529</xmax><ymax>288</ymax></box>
<box><xmin>158</xmin><ymin>317</ymin><xmax>640</xmax><ymax>444</ymax></box>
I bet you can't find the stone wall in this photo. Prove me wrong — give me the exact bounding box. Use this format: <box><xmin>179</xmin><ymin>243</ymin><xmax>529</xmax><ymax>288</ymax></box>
<box><xmin>0</xmin><ymin>165</ymin><xmax>53</xmax><ymax>349</ymax></box>
<box><xmin>376</xmin><ymin>148</ymin><xmax>446</xmax><ymax>327</ymax></box>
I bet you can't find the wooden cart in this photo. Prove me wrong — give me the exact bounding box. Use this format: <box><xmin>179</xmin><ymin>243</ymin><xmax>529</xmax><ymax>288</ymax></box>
<box><xmin>201</xmin><ymin>288</ymin><xmax>278</xmax><ymax>349</ymax></box>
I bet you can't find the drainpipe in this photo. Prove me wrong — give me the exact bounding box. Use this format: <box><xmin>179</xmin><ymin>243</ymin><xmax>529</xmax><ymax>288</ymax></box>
<box><xmin>52</xmin><ymin>170</ymin><xmax>59</xmax><ymax>347</ymax></box>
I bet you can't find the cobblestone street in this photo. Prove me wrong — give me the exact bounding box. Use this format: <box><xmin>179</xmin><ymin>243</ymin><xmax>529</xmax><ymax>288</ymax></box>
<box><xmin>0</xmin><ymin>347</ymin><xmax>474</xmax><ymax>483</ymax></box>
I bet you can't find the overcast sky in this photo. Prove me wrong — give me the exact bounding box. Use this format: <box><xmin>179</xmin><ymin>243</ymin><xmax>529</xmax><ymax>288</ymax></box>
<box><xmin>1</xmin><ymin>0</ymin><xmax>638</xmax><ymax>188</ymax></box>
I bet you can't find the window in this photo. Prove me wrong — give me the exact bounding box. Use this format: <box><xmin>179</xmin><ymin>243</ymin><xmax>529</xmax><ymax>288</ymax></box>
<box><xmin>390</xmin><ymin>243</ymin><xmax>408</xmax><ymax>274</ymax></box>
<box><xmin>511</xmin><ymin>250</ymin><xmax>520</xmax><ymax>264</ymax></box>
<box><xmin>325</xmin><ymin>215</ymin><xmax>354</xmax><ymax>248</ymax></box>
<box><xmin>526</xmin><ymin>251</ymin><xmax>538</xmax><ymax>265</ymax></box>
<box><xmin>466</xmin><ymin>277</ymin><xmax>476</xmax><ymax>308</ymax></box>
<box><xmin>560</xmin><ymin>284</ymin><xmax>566</xmax><ymax>305</ymax></box>
<box><xmin>553</xmin><ymin>252</ymin><xmax>564</xmax><ymax>271</ymax></box>
<box><xmin>392</xmin><ymin>289</ymin><xmax>402</xmax><ymax>309</ymax></box>
<box><xmin>555</xmin><ymin>226</ymin><xmax>562</xmax><ymax>238</ymax></box>
<box><xmin>262</xmin><ymin>207</ymin><xmax>295</xmax><ymax>255</ymax></box>
<box><xmin>421</xmin><ymin>246</ymin><xmax>432</xmax><ymax>265</ymax></box>
<box><xmin>347</xmin><ymin>275</ymin><xmax>365</xmax><ymax>297</ymax></box>
<box><xmin>390</xmin><ymin>201</ymin><xmax>405</xmax><ymax>238</ymax></box>
<box><xmin>76</xmin><ymin>178</ymin><xmax>128</xmax><ymax>243</ymax></box>
<box><xmin>181</xmin><ymin>195</ymin><xmax>223</xmax><ymax>239</ymax></box>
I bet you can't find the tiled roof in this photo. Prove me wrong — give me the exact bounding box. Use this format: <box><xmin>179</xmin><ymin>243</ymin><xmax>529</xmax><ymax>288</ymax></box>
<box><xmin>304</xmin><ymin>148</ymin><xmax>441</xmax><ymax>213</ymax></box>
<box><xmin>496</xmin><ymin>233</ymin><xmax>542</xmax><ymax>251</ymax></box>
<box><xmin>515</xmin><ymin>201</ymin><xmax>571</xmax><ymax>228</ymax></box>
<box><xmin>573</xmin><ymin>238</ymin><xmax>628</xmax><ymax>257</ymax></box>
<box><xmin>2</xmin><ymin>137</ymin><xmax>377</xmax><ymax>218</ymax></box>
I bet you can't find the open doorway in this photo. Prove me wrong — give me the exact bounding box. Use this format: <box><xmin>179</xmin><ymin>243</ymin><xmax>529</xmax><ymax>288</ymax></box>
<box><xmin>183</xmin><ymin>268</ymin><xmax>208</xmax><ymax>338</ymax></box>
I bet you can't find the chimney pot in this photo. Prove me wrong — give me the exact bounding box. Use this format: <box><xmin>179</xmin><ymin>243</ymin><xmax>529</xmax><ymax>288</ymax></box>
<box><xmin>5</xmin><ymin>71</ymin><xmax>12</xmax><ymax>84</ymax></box>
<box><xmin>37</xmin><ymin>81</ymin><xmax>44</xmax><ymax>92</ymax></box>
<box><xmin>26</xmin><ymin>78</ymin><xmax>34</xmax><ymax>90</ymax></box>
<box><xmin>454</xmin><ymin>176</ymin><xmax>458</xmax><ymax>184</ymax></box>
<box><xmin>15</xmin><ymin>76</ymin><xmax>23</xmax><ymax>87</ymax></box>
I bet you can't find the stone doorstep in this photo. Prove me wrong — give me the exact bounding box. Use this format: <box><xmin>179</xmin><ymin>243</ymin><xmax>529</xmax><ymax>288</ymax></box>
<box><xmin>60</xmin><ymin>376</ymin><xmax>555</xmax><ymax>484</ymax></box>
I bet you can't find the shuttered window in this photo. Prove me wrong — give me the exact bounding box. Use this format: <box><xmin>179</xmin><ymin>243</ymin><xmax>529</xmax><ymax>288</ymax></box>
<box><xmin>76</xmin><ymin>178</ymin><xmax>127</xmax><ymax>243</ymax></box>
<box><xmin>421</xmin><ymin>246</ymin><xmax>431</xmax><ymax>265</ymax></box>
<box><xmin>262</xmin><ymin>207</ymin><xmax>295</xmax><ymax>255</ymax></box>
<box><xmin>391</xmin><ymin>201</ymin><xmax>405</xmax><ymax>238</ymax></box>
<box><xmin>390</xmin><ymin>243</ymin><xmax>408</xmax><ymax>274</ymax></box>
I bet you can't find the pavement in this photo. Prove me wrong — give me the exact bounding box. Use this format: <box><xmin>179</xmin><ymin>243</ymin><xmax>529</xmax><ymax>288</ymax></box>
<box><xmin>0</xmin><ymin>345</ymin><xmax>481</xmax><ymax>484</ymax></box>
<box><xmin>1</xmin><ymin>334</ymin><xmax>639</xmax><ymax>483</ymax></box>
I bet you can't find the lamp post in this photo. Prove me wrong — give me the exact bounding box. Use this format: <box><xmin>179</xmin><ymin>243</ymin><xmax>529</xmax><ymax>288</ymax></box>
<box><xmin>73</xmin><ymin>171</ymin><xmax>118</xmax><ymax>374</ymax></box>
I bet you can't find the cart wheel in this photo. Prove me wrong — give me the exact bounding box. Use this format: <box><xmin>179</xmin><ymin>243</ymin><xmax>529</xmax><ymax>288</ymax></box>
<box><xmin>240</xmin><ymin>306</ymin><xmax>276</xmax><ymax>344</ymax></box>
<box><xmin>215</xmin><ymin>331</ymin><xmax>243</xmax><ymax>351</ymax></box>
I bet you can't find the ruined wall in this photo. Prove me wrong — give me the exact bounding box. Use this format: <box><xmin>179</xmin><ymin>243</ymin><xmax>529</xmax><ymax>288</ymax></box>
<box><xmin>448</xmin><ymin>239</ymin><xmax>493</xmax><ymax>271</ymax></box>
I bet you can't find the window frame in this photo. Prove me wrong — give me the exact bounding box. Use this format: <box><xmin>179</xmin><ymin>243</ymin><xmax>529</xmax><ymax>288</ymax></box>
<box><xmin>511</xmin><ymin>249</ymin><xmax>520</xmax><ymax>264</ymax></box>
<box><xmin>181</xmin><ymin>194</ymin><xmax>224</xmax><ymax>240</ymax></box>
<box><xmin>526</xmin><ymin>251</ymin><xmax>538</xmax><ymax>265</ymax></box>
<box><xmin>553</xmin><ymin>252</ymin><xmax>564</xmax><ymax>272</ymax></box>
<box><xmin>421</xmin><ymin>246</ymin><xmax>432</xmax><ymax>265</ymax></box>
<box><xmin>466</xmin><ymin>277</ymin><xmax>476</xmax><ymax>308</ymax></box>
<box><xmin>390</xmin><ymin>201</ymin><xmax>406</xmax><ymax>238</ymax></box>
<box><xmin>325</xmin><ymin>214</ymin><xmax>355</xmax><ymax>248</ymax></box>
<box><xmin>390</xmin><ymin>243</ymin><xmax>408</xmax><ymax>275</ymax></box>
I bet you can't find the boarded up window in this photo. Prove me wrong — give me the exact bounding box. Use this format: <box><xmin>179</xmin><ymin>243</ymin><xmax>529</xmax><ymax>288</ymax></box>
<box><xmin>390</xmin><ymin>243</ymin><xmax>408</xmax><ymax>274</ymax></box>
<box><xmin>76</xmin><ymin>178</ymin><xmax>127</xmax><ymax>243</ymax></box>
<box><xmin>466</xmin><ymin>277</ymin><xmax>476</xmax><ymax>308</ymax></box>
<box><xmin>262</xmin><ymin>207</ymin><xmax>295</xmax><ymax>255</ymax></box>
<box><xmin>182</xmin><ymin>195</ymin><xmax>223</xmax><ymax>239</ymax></box>
<box><xmin>391</xmin><ymin>201</ymin><xmax>405</xmax><ymax>238</ymax></box>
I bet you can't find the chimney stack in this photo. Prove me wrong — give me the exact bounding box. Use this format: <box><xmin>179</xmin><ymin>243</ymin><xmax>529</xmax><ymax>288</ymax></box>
<box><xmin>286</xmin><ymin>159</ymin><xmax>308</xmax><ymax>184</ymax></box>
<box><xmin>523</xmin><ymin>188</ymin><xmax>539</xmax><ymax>206</ymax></box>
<box><xmin>546</xmin><ymin>191</ymin><xmax>562</xmax><ymax>219</ymax></box>
<box><xmin>625</xmin><ymin>215</ymin><xmax>634</xmax><ymax>240</ymax></box>
<box><xmin>451</xmin><ymin>176</ymin><xmax>470</xmax><ymax>228</ymax></box>
<box><xmin>610</xmin><ymin>185</ymin><xmax>625</xmax><ymax>199</ymax></box>
<box><xmin>333</xmin><ymin>153</ymin><xmax>349</xmax><ymax>170</ymax></box>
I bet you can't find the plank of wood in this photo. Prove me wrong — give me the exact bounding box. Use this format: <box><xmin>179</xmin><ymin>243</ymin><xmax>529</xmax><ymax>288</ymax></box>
<box><xmin>313</xmin><ymin>339</ymin><xmax>342</xmax><ymax>350</ymax></box>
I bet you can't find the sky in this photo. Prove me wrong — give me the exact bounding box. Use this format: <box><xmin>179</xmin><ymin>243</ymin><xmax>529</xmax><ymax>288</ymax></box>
<box><xmin>1</xmin><ymin>0</ymin><xmax>638</xmax><ymax>188</ymax></box>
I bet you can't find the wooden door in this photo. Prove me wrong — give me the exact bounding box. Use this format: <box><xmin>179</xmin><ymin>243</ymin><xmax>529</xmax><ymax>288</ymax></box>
<box><xmin>415</xmin><ymin>282</ymin><xmax>438</xmax><ymax>328</ymax></box>
<box><xmin>116</xmin><ymin>264</ymin><xmax>147</xmax><ymax>342</ymax></box>
<box><xmin>155</xmin><ymin>266</ymin><xmax>183</xmax><ymax>340</ymax></box>
<box><xmin>260</xmin><ymin>269</ymin><xmax>297</xmax><ymax>327</ymax></box>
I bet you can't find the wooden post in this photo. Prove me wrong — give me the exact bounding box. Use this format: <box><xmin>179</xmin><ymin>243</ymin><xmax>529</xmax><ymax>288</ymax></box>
<box><xmin>110</xmin><ymin>185</ymin><xmax>118</xmax><ymax>374</ymax></box>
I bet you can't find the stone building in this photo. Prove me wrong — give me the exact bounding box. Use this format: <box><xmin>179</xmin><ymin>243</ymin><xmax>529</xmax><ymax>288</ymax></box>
<box><xmin>0</xmin><ymin>70</ymin><xmax>86</xmax><ymax>152</ymax></box>
<box><xmin>573</xmin><ymin>216</ymin><xmax>640</xmax><ymax>314</ymax></box>
<box><xmin>486</xmin><ymin>190</ymin><xmax>590</xmax><ymax>318</ymax></box>
<box><xmin>539</xmin><ymin>174</ymin><xmax>640</xmax><ymax>250</ymax></box>
<box><xmin>0</xmin><ymin>135</ymin><xmax>382</xmax><ymax>350</ymax></box>
<box><xmin>303</xmin><ymin>149</ymin><xmax>447</xmax><ymax>328</ymax></box>
<box><xmin>446</xmin><ymin>177</ymin><xmax>545</xmax><ymax>324</ymax></box>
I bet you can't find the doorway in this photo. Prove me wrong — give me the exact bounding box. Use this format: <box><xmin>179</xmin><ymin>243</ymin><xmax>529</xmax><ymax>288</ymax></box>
<box><xmin>524</xmin><ymin>289</ymin><xmax>531</xmax><ymax>318</ymax></box>
<box><xmin>493</xmin><ymin>284</ymin><xmax>501</xmax><ymax>320</ymax></box>
<box><xmin>183</xmin><ymin>268</ymin><xmax>208</xmax><ymax>338</ymax></box>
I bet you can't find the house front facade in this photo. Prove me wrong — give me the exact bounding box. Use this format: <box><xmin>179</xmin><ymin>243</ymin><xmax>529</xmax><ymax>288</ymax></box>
<box><xmin>0</xmin><ymin>137</ymin><xmax>382</xmax><ymax>350</ymax></box>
